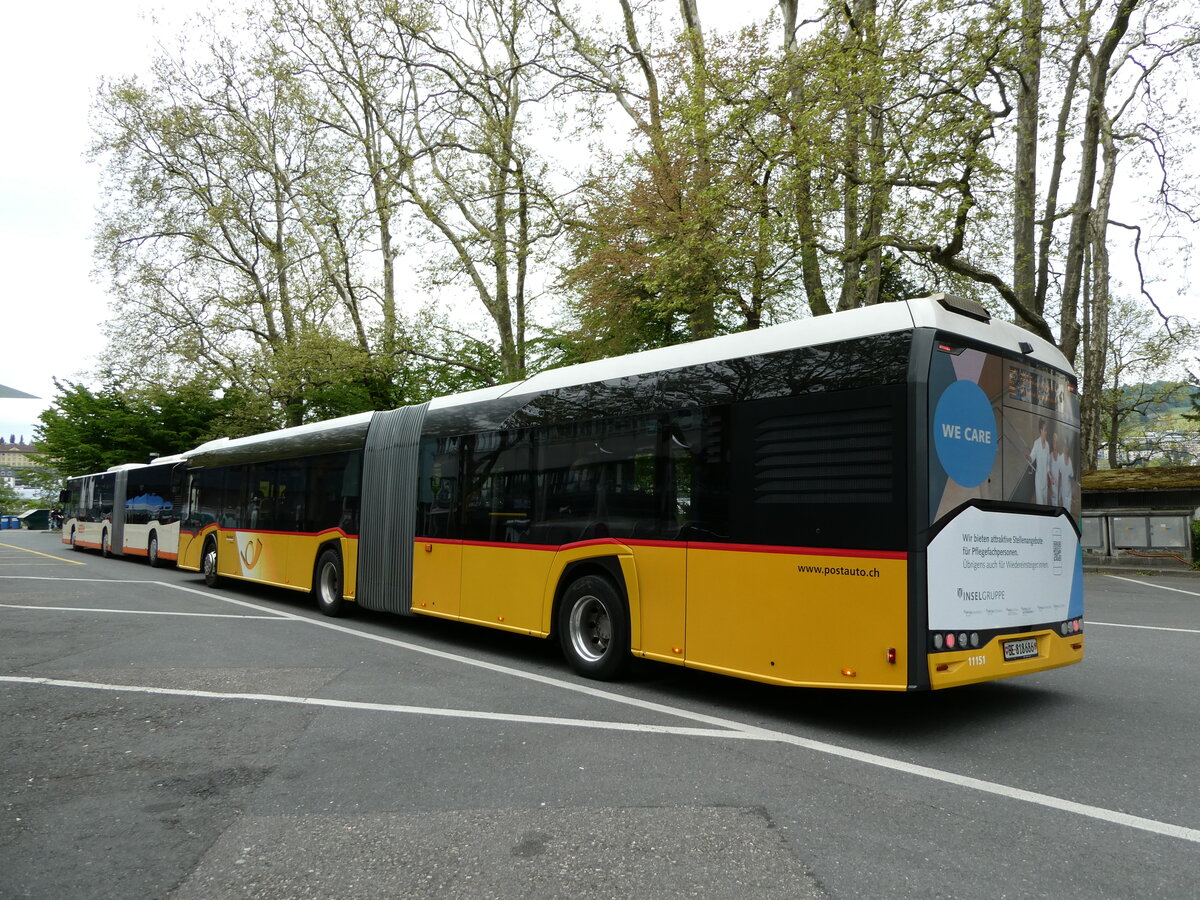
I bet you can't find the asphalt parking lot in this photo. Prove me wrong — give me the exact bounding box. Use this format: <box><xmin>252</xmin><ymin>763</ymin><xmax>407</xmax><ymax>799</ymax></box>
<box><xmin>2</xmin><ymin>529</ymin><xmax>1198</xmax><ymax>899</ymax></box>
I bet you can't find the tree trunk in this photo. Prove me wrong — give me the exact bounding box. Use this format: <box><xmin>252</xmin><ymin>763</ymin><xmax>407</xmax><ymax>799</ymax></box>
<box><xmin>1013</xmin><ymin>0</ymin><xmax>1042</xmax><ymax>321</ymax></box>
<box><xmin>1057</xmin><ymin>0</ymin><xmax>1139</xmax><ymax>364</ymax></box>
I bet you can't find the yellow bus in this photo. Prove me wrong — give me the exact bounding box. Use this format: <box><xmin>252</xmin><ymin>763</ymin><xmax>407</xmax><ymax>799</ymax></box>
<box><xmin>176</xmin><ymin>294</ymin><xmax>1085</xmax><ymax>690</ymax></box>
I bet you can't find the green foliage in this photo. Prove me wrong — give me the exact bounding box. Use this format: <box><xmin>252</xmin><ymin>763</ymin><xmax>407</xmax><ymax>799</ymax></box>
<box><xmin>34</xmin><ymin>379</ymin><xmax>246</xmax><ymax>477</ymax></box>
<box><xmin>0</xmin><ymin>481</ymin><xmax>22</xmax><ymax>516</ymax></box>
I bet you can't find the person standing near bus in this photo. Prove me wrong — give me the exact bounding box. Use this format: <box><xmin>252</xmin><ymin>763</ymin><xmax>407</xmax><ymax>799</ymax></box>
<box><xmin>1029</xmin><ymin>419</ymin><xmax>1052</xmax><ymax>505</ymax></box>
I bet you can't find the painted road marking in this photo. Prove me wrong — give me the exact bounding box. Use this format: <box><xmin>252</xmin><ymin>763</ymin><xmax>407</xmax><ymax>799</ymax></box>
<box><xmin>3</xmin><ymin>573</ymin><xmax>1199</xmax><ymax>846</ymax></box>
<box><xmin>1088</xmin><ymin>621</ymin><xmax>1200</xmax><ymax>635</ymax></box>
<box><xmin>1104</xmin><ymin>573</ymin><xmax>1200</xmax><ymax>598</ymax></box>
<box><xmin>0</xmin><ymin>676</ymin><xmax>754</xmax><ymax>740</ymax></box>
<box><xmin>0</xmin><ymin>603</ymin><xmax>292</xmax><ymax>620</ymax></box>
<box><xmin>3</xmin><ymin>669</ymin><xmax>1197</xmax><ymax>846</ymax></box>
<box><xmin>0</xmin><ymin>542</ymin><xmax>86</xmax><ymax>565</ymax></box>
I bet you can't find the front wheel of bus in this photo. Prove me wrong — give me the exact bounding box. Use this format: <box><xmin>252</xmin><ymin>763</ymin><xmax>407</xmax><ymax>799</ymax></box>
<box><xmin>148</xmin><ymin>533</ymin><xmax>161</xmax><ymax>568</ymax></box>
<box><xmin>558</xmin><ymin>574</ymin><xmax>630</xmax><ymax>681</ymax></box>
<box><xmin>202</xmin><ymin>538</ymin><xmax>221</xmax><ymax>588</ymax></box>
<box><xmin>313</xmin><ymin>547</ymin><xmax>345</xmax><ymax>617</ymax></box>
<box><xmin>70</xmin><ymin>527</ymin><xmax>79</xmax><ymax>551</ymax></box>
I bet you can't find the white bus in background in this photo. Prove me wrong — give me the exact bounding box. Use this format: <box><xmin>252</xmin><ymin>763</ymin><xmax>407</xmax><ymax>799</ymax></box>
<box><xmin>61</xmin><ymin>454</ymin><xmax>188</xmax><ymax>567</ymax></box>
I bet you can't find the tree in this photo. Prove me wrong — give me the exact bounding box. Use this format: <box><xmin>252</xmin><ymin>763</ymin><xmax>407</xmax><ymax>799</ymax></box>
<box><xmin>33</xmin><ymin>379</ymin><xmax>246</xmax><ymax>477</ymax></box>
<box><xmin>92</xmin><ymin>15</ymin><xmax>348</xmax><ymax>427</ymax></box>
<box><xmin>1089</xmin><ymin>295</ymin><xmax>1195</xmax><ymax>468</ymax></box>
<box><xmin>92</xmin><ymin>4</ymin><xmax>506</xmax><ymax>422</ymax></box>
<box><xmin>0</xmin><ymin>481</ymin><xmax>23</xmax><ymax>516</ymax></box>
<box><xmin>376</xmin><ymin>0</ymin><xmax>571</xmax><ymax>381</ymax></box>
<box><xmin>547</xmin><ymin>2</ymin><xmax>808</xmax><ymax>358</ymax></box>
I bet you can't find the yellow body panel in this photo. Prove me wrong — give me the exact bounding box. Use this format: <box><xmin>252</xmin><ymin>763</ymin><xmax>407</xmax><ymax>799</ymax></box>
<box><xmin>626</xmin><ymin>545</ymin><xmax>687</xmax><ymax>664</ymax></box>
<box><xmin>177</xmin><ymin>529</ymin><xmax>206</xmax><ymax>571</ymax></box>
<box><xmin>458</xmin><ymin>544</ymin><xmax>556</xmax><ymax>634</ymax></box>
<box><xmin>178</xmin><ymin>526</ymin><xmax>346</xmax><ymax>595</ymax></box>
<box><xmin>412</xmin><ymin>540</ymin><xmax>462</xmax><ymax>617</ymax></box>
<box><xmin>929</xmin><ymin>630</ymin><xmax>1084</xmax><ymax>689</ymax></box>
<box><xmin>176</xmin><ymin>525</ymin><xmax>1079</xmax><ymax>691</ymax></box>
<box><xmin>341</xmin><ymin>536</ymin><xmax>359</xmax><ymax>600</ymax></box>
<box><xmin>685</xmin><ymin>547</ymin><xmax>909</xmax><ymax>689</ymax></box>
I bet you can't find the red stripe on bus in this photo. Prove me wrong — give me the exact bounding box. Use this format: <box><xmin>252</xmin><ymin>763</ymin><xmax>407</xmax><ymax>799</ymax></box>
<box><xmin>686</xmin><ymin>541</ymin><xmax>907</xmax><ymax>560</ymax></box>
<box><xmin>419</xmin><ymin>536</ymin><xmax>906</xmax><ymax>559</ymax></box>
<box><xmin>182</xmin><ymin>526</ymin><xmax>355</xmax><ymax>539</ymax></box>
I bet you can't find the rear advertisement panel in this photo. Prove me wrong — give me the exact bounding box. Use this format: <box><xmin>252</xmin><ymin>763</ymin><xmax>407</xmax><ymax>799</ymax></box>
<box><xmin>926</xmin><ymin>341</ymin><xmax>1083</xmax><ymax>632</ymax></box>
<box><xmin>928</xmin><ymin>342</ymin><xmax>1080</xmax><ymax>523</ymax></box>
<box><xmin>927</xmin><ymin>506</ymin><xmax>1083</xmax><ymax>632</ymax></box>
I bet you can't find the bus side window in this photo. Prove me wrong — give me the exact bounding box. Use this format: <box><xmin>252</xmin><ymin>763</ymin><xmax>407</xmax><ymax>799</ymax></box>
<box><xmin>277</xmin><ymin>458</ymin><xmax>307</xmax><ymax>533</ymax></box>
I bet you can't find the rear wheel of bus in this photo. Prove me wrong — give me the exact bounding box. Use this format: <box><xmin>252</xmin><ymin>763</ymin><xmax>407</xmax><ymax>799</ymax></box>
<box><xmin>313</xmin><ymin>546</ymin><xmax>346</xmax><ymax>617</ymax></box>
<box><xmin>558</xmin><ymin>573</ymin><xmax>630</xmax><ymax>681</ymax></box>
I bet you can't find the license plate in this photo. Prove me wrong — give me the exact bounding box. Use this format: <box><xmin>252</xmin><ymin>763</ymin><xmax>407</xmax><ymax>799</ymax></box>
<box><xmin>1002</xmin><ymin>637</ymin><xmax>1038</xmax><ymax>661</ymax></box>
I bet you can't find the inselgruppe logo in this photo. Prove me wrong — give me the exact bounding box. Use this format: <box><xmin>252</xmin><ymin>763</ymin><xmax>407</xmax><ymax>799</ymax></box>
<box><xmin>933</xmin><ymin>379</ymin><xmax>997</xmax><ymax>487</ymax></box>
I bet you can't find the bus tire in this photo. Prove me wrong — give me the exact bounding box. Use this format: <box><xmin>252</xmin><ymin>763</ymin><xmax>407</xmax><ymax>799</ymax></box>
<box><xmin>70</xmin><ymin>527</ymin><xmax>80</xmax><ymax>551</ymax></box>
<box><xmin>101</xmin><ymin>529</ymin><xmax>111</xmax><ymax>558</ymax></box>
<box><xmin>148</xmin><ymin>533</ymin><xmax>161</xmax><ymax>568</ymax></box>
<box><xmin>557</xmin><ymin>574</ymin><xmax>631</xmax><ymax>681</ymax></box>
<box><xmin>202</xmin><ymin>538</ymin><xmax>221</xmax><ymax>588</ymax></box>
<box><xmin>313</xmin><ymin>547</ymin><xmax>345</xmax><ymax>617</ymax></box>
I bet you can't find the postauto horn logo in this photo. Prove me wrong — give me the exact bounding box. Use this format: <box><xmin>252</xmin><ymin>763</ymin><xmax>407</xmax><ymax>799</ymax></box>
<box><xmin>933</xmin><ymin>380</ymin><xmax>998</xmax><ymax>488</ymax></box>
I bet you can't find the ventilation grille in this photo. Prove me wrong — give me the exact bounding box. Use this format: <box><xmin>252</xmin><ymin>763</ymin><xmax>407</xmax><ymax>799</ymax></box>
<box><xmin>755</xmin><ymin>406</ymin><xmax>894</xmax><ymax>504</ymax></box>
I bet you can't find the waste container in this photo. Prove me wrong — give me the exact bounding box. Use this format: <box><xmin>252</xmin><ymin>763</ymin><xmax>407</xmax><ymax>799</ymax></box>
<box><xmin>18</xmin><ymin>508</ymin><xmax>51</xmax><ymax>530</ymax></box>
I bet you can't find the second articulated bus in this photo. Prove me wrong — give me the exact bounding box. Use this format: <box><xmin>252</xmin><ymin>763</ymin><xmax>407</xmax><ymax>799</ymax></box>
<box><xmin>171</xmin><ymin>294</ymin><xmax>1084</xmax><ymax>691</ymax></box>
<box><xmin>62</xmin><ymin>455</ymin><xmax>187</xmax><ymax>566</ymax></box>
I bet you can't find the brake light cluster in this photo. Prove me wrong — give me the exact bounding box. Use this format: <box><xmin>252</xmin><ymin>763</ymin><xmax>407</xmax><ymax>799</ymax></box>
<box><xmin>1060</xmin><ymin>617</ymin><xmax>1083</xmax><ymax>635</ymax></box>
<box><xmin>932</xmin><ymin>631</ymin><xmax>979</xmax><ymax>651</ymax></box>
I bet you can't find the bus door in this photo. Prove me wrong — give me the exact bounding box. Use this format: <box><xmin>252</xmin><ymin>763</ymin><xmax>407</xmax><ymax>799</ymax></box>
<box><xmin>629</xmin><ymin>415</ymin><xmax>690</xmax><ymax>664</ymax></box>
<box><xmin>412</xmin><ymin>435</ymin><xmax>464</xmax><ymax>618</ymax></box>
<box><xmin>459</xmin><ymin>430</ymin><xmax>545</xmax><ymax>631</ymax></box>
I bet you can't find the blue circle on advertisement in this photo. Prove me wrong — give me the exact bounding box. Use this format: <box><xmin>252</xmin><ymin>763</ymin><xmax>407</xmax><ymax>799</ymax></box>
<box><xmin>933</xmin><ymin>380</ymin><xmax>997</xmax><ymax>487</ymax></box>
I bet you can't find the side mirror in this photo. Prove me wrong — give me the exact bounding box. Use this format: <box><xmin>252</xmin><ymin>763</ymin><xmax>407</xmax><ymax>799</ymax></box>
<box><xmin>58</xmin><ymin>490</ymin><xmax>70</xmax><ymax>503</ymax></box>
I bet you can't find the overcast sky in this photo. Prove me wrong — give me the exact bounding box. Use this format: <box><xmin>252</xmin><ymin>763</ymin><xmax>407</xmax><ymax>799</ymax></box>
<box><xmin>1</xmin><ymin>2</ymin><xmax>1194</xmax><ymax>447</ymax></box>
<box><xmin>0</xmin><ymin>2</ymin><xmax>201</xmax><ymax>443</ymax></box>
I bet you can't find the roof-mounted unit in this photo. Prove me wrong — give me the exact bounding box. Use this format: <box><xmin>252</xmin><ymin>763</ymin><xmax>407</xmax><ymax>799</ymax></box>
<box><xmin>928</xmin><ymin>292</ymin><xmax>990</xmax><ymax>323</ymax></box>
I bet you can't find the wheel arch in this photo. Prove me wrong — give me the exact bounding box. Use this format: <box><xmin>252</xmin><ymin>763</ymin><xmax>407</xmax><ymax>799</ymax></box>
<box><xmin>310</xmin><ymin>537</ymin><xmax>344</xmax><ymax>588</ymax></box>
<box><xmin>546</xmin><ymin>547</ymin><xmax>640</xmax><ymax>650</ymax></box>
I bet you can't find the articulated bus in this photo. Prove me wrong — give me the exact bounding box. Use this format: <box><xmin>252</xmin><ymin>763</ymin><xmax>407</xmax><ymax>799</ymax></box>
<box><xmin>62</xmin><ymin>455</ymin><xmax>187</xmax><ymax>566</ymax></box>
<box><xmin>169</xmin><ymin>294</ymin><xmax>1083</xmax><ymax>690</ymax></box>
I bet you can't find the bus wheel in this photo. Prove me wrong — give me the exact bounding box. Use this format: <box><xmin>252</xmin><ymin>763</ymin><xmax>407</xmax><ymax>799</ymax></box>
<box><xmin>101</xmin><ymin>529</ymin><xmax>111</xmax><ymax>558</ymax></box>
<box><xmin>70</xmin><ymin>527</ymin><xmax>80</xmax><ymax>551</ymax></box>
<box><xmin>313</xmin><ymin>547</ymin><xmax>345</xmax><ymax>617</ymax></box>
<box><xmin>558</xmin><ymin>574</ymin><xmax>630</xmax><ymax>681</ymax></box>
<box><xmin>148</xmin><ymin>533</ymin><xmax>161</xmax><ymax>568</ymax></box>
<box><xmin>202</xmin><ymin>538</ymin><xmax>221</xmax><ymax>588</ymax></box>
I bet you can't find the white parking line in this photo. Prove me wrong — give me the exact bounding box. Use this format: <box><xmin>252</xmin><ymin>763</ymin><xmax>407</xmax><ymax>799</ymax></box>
<box><xmin>1087</xmin><ymin>621</ymin><xmax>1200</xmax><ymax>634</ymax></box>
<box><xmin>1103</xmin><ymin>573</ymin><xmax>1200</xmax><ymax>597</ymax></box>
<box><xmin>0</xmin><ymin>675</ymin><xmax>756</xmax><ymax>740</ymax></box>
<box><xmin>5</xmin><ymin>573</ymin><xmax>1200</xmax><ymax>846</ymax></box>
<box><xmin>0</xmin><ymin>603</ymin><xmax>293</xmax><ymax>620</ymax></box>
